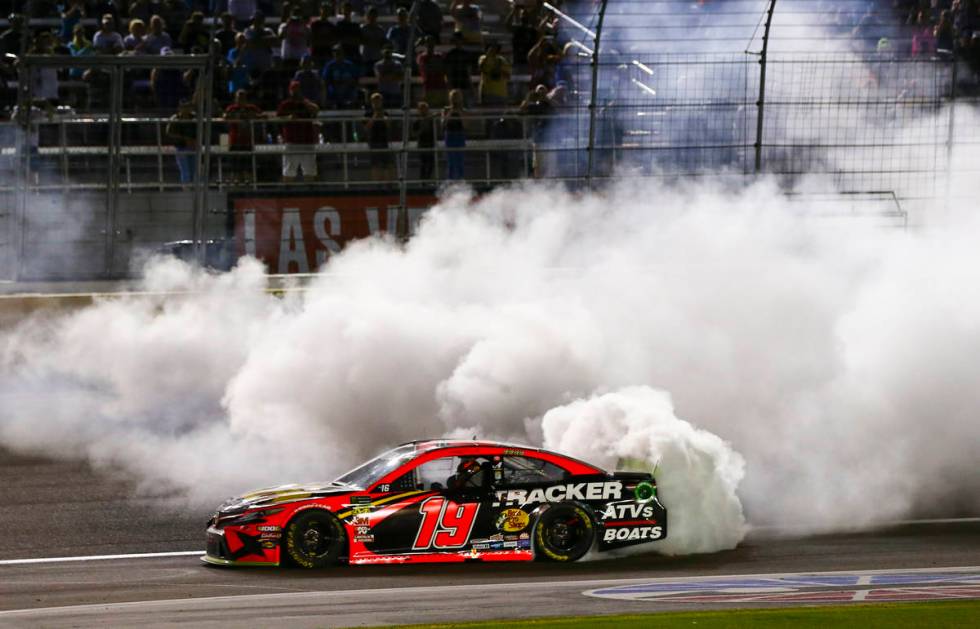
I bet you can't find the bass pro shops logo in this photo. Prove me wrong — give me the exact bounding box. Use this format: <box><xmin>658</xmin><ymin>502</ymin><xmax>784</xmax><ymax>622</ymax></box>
<box><xmin>492</xmin><ymin>481</ymin><xmax>623</xmax><ymax>507</ymax></box>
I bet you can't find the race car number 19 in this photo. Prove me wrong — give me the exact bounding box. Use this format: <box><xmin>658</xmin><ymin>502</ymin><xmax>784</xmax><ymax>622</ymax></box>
<box><xmin>412</xmin><ymin>497</ymin><xmax>480</xmax><ymax>550</ymax></box>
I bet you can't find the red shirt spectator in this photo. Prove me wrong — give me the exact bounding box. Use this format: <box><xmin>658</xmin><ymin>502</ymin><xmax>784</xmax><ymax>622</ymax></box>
<box><xmin>224</xmin><ymin>90</ymin><xmax>263</xmax><ymax>148</ymax></box>
<box><xmin>277</xmin><ymin>81</ymin><xmax>320</xmax><ymax>144</ymax></box>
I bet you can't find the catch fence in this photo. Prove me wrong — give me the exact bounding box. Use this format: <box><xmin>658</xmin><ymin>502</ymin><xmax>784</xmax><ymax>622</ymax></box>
<box><xmin>1</xmin><ymin>0</ymin><xmax>979</xmax><ymax>279</ymax></box>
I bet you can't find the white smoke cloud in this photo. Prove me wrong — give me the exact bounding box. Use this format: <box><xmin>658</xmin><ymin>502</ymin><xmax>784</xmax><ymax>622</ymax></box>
<box><xmin>540</xmin><ymin>387</ymin><xmax>746</xmax><ymax>555</ymax></box>
<box><xmin>2</xmin><ymin>156</ymin><xmax>980</xmax><ymax>555</ymax></box>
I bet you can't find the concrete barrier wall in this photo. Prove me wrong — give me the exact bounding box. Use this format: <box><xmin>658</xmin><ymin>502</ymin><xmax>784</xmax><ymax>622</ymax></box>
<box><xmin>0</xmin><ymin>191</ymin><xmax>228</xmax><ymax>281</ymax></box>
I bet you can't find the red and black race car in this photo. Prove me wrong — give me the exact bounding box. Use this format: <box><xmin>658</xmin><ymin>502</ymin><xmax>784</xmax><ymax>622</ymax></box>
<box><xmin>204</xmin><ymin>440</ymin><xmax>667</xmax><ymax>567</ymax></box>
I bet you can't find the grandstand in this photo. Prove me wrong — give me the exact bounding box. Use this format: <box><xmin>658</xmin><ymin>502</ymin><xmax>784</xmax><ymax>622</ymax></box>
<box><xmin>0</xmin><ymin>1</ymin><xmax>978</xmax><ymax>279</ymax></box>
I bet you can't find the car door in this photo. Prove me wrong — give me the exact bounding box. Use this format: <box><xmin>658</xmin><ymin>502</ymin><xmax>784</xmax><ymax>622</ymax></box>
<box><xmin>366</xmin><ymin>455</ymin><xmax>493</xmax><ymax>556</ymax></box>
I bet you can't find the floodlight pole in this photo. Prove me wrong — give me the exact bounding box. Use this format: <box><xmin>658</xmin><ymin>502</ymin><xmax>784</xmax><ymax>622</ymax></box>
<box><xmin>754</xmin><ymin>0</ymin><xmax>778</xmax><ymax>174</ymax></box>
<box><xmin>586</xmin><ymin>0</ymin><xmax>609</xmax><ymax>188</ymax></box>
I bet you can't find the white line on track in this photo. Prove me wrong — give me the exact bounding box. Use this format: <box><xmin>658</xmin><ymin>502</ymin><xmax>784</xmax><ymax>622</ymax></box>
<box><xmin>0</xmin><ymin>551</ymin><xmax>201</xmax><ymax>566</ymax></box>
<box><xmin>1</xmin><ymin>565</ymin><xmax>978</xmax><ymax>618</ymax></box>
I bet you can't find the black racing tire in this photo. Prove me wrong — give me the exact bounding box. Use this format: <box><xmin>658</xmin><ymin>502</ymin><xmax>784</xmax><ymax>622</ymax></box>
<box><xmin>284</xmin><ymin>510</ymin><xmax>346</xmax><ymax>568</ymax></box>
<box><xmin>533</xmin><ymin>503</ymin><xmax>595</xmax><ymax>562</ymax></box>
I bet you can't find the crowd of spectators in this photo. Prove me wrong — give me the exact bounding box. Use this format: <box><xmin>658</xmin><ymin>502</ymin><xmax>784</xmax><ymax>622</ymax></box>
<box><xmin>0</xmin><ymin>0</ymin><xmax>978</xmax><ymax>185</ymax></box>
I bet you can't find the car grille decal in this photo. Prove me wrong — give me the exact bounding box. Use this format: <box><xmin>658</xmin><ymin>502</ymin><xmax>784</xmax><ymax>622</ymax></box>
<box><xmin>335</xmin><ymin>490</ymin><xmax>432</xmax><ymax>519</ymax></box>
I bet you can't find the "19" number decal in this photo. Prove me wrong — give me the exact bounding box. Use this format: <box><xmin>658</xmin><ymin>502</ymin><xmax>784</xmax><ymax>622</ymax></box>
<box><xmin>412</xmin><ymin>497</ymin><xmax>480</xmax><ymax>550</ymax></box>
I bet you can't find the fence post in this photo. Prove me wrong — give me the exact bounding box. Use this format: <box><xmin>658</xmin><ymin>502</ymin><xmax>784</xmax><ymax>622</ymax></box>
<box><xmin>754</xmin><ymin>0</ymin><xmax>778</xmax><ymax>174</ymax></box>
<box><xmin>194</xmin><ymin>53</ymin><xmax>215</xmax><ymax>267</ymax></box>
<box><xmin>398</xmin><ymin>1</ymin><xmax>421</xmax><ymax>239</ymax></box>
<box><xmin>106</xmin><ymin>65</ymin><xmax>122</xmax><ymax>277</ymax></box>
<box><xmin>586</xmin><ymin>0</ymin><xmax>609</xmax><ymax>188</ymax></box>
<box><xmin>944</xmin><ymin>50</ymin><xmax>958</xmax><ymax>211</ymax></box>
<box><xmin>13</xmin><ymin>62</ymin><xmax>32</xmax><ymax>281</ymax></box>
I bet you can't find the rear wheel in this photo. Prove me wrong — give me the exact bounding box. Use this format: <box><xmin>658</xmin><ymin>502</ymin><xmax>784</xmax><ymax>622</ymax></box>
<box><xmin>284</xmin><ymin>510</ymin><xmax>345</xmax><ymax>568</ymax></box>
<box><xmin>533</xmin><ymin>503</ymin><xmax>594</xmax><ymax>562</ymax></box>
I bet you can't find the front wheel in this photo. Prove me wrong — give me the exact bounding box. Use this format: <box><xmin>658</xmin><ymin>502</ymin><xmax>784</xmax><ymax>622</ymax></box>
<box><xmin>284</xmin><ymin>510</ymin><xmax>345</xmax><ymax>568</ymax></box>
<box><xmin>534</xmin><ymin>503</ymin><xmax>595</xmax><ymax>562</ymax></box>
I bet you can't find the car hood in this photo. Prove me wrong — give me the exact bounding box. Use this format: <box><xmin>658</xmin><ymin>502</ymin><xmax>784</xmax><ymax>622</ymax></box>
<box><xmin>218</xmin><ymin>482</ymin><xmax>355</xmax><ymax>512</ymax></box>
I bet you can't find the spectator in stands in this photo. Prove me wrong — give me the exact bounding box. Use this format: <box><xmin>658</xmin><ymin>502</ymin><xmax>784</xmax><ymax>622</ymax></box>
<box><xmin>179</xmin><ymin>11</ymin><xmax>211</xmax><ymax>53</ymax></box>
<box><xmin>166</xmin><ymin>99</ymin><xmax>198</xmax><ymax>184</ymax></box>
<box><xmin>93</xmin><ymin>14</ymin><xmax>124</xmax><ymax>54</ymax></box>
<box><xmin>1</xmin><ymin>13</ymin><xmax>28</xmax><ymax>57</ymax></box>
<box><xmin>322</xmin><ymin>43</ymin><xmax>360</xmax><ymax>108</ymax></box>
<box><xmin>123</xmin><ymin>19</ymin><xmax>146</xmax><ymax>52</ymax></box>
<box><xmin>277</xmin><ymin>79</ymin><xmax>320</xmax><ymax>182</ymax></box>
<box><xmin>294</xmin><ymin>54</ymin><xmax>326</xmax><ymax>105</ymax></box>
<box><xmin>527</xmin><ymin>35</ymin><xmax>560</xmax><ymax>89</ymax></box>
<box><xmin>244</xmin><ymin>12</ymin><xmax>276</xmax><ymax>72</ymax></box>
<box><xmin>227</xmin><ymin>32</ymin><xmax>255</xmax><ymax>94</ymax></box>
<box><xmin>936</xmin><ymin>9</ymin><xmax>957</xmax><ymax>50</ymax></box>
<box><xmin>374</xmin><ymin>44</ymin><xmax>403</xmax><ymax>107</ymax></box>
<box><xmin>127</xmin><ymin>0</ymin><xmax>153</xmax><ymax>24</ymax></box>
<box><xmin>59</xmin><ymin>0</ymin><xmax>86</xmax><ymax>43</ymax></box>
<box><xmin>280</xmin><ymin>8</ymin><xmax>313</xmax><ymax>67</ymax></box>
<box><xmin>310</xmin><ymin>1</ymin><xmax>338</xmax><ymax>64</ymax></box>
<box><xmin>506</xmin><ymin>5</ymin><xmax>538</xmax><ymax>68</ymax></box>
<box><xmin>444</xmin><ymin>31</ymin><xmax>474</xmax><ymax>104</ymax></box>
<box><xmin>478</xmin><ymin>41</ymin><xmax>511</xmax><ymax>107</ymax></box>
<box><xmin>911</xmin><ymin>10</ymin><xmax>936</xmax><ymax>56</ymax></box>
<box><xmin>335</xmin><ymin>1</ymin><xmax>362</xmax><ymax>65</ymax></box>
<box><xmin>215</xmin><ymin>12</ymin><xmax>238</xmax><ymax>55</ymax></box>
<box><xmin>360</xmin><ymin>6</ymin><xmax>388</xmax><ymax>74</ymax></box>
<box><xmin>413</xmin><ymin>99</ymin><xmax>436</xmax><ymax>181</ymax></box>
<box><xmin>520</xmin><ymin>83</ymin><xmax>553</xmax><ymax>177</ymax></box>
<box><xmin>28</xmin><ymin>32</ymin><xmax>60</xmax><ymax>105</ymax></box>
<box><xmin>224</xmin><ymin>88</ymin><xmax>263</xmax><ymax>183</ymax></box>
<box><xmin>554</xmin><ymin>42</ymin><xmax>580</xmax><ymax>91</ymax></box>
<box><xmin>142</xmin><ymin>15</ymin><xmax>174</xmax><ymax>55</ymax></box>
<box><xmin>450</xmin><ymin>0</ymin><xmax>481</xmax><ymax>46</ymax></box>
<box><xmin>90</xmin><ymin>0</ymin><xmax>120</xmax><ymax>25</ymax></box>
<box><xmin>161</xmin><ymin>0</ymin><xmax>190</xmax><ymax>41</ymax></box>
<box><xmin>67</xmin><ymin>23</ymin><xmax>95</xmax><ymax>78</ymax></box>
<box><xmin>443</xmin><ymin>87</ymin><xmax>466</xmax><ymax>180</ymax></box>
<box><xmin>416</xmin><ymin>0</ymin><xmax>443</xmax><ymax>44</ymax></box>
<box><xmin>152</xmin><ymin>47</ymin><xmax>189</xmax><ymax>108</ymax></box>
<box><xmin>365</xmin><ymin>91</ymin><xmax>394</xmax><ymax>181</ymax></box>
<box><xmin>228</xmin><ymin>0</ymin><xmax>257</xmax><ymax>30</ymax></box>
<box><xmin>417</xmin><ymin>36</ymin><xmax>448</xmax><ymax>107</ymax></box>
<box><xmin>386</xmin><ymin>7</ymin><xmax>412</xmax><ymax>57</ymax></box>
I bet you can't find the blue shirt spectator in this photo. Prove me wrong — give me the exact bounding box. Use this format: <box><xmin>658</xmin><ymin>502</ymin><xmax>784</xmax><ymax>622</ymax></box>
<box><xmin>321</xmin><ymin>45</ymin><xmax>360</xmax><ymax>108</ymax></box>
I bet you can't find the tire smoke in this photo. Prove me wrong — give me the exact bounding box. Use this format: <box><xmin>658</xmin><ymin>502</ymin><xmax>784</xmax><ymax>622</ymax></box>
<box><xmin>2</xmin><ymin>158</ymin><xmax>980</xmax><ymax>555</ymax></box>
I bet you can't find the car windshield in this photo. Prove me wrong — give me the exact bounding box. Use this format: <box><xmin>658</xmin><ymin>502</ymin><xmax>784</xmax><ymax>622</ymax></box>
<box><xmin>334</xmin><ymin>444</ymin><xmax>418</xmax><ymax>489</ymax></box>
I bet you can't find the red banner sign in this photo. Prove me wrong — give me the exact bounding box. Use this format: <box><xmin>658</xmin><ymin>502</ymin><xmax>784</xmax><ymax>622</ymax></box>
<box><xmin>233</xmin><ymin>194</ymin><xmax>437</xmax><ymax>274</ymax></box>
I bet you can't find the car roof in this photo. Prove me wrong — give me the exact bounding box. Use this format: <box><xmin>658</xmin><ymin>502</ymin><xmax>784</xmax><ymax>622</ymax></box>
<box><xmin>395</xmin><ymin>439</ymin><xmax>606</xmax><ymax>473</ymax></box>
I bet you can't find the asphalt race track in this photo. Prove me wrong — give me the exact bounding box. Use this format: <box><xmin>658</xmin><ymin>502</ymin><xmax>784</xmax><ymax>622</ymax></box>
<box><xmin>1</xmin><ymin>449</ymin><xmax>978</xmax><ymax>628</ymax></box>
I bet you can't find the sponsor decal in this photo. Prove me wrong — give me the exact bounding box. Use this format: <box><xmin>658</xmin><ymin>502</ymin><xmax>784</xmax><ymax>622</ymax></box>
<box><xmin>493</xmin><ymin>481</ymin><xmax>623</xmax><ymax>507</ymax></box>
<box><xmin>599</xmin><ymin>503</ymin><xmax>658</xmax><ymax>520</ymax></box>
<box><xmin>352</xmin><ymin>506</ymin><xmax>373</xmax><ymax>515</ymax></box>
<box><xmin>502</xmin><ymin>541</ymin><xmax>519</xmax><ymax>549</ymax></box>
<box><xmin>472</xmin><ymin>543</ymin><xmax>490</xmax><ymax>550</ymax></box>
<box><xmin>356</xmin><ymin>526</ymin><xmax>370</xmax><ymax>535</ymax></box>
<box><xmin>502</xmin><ymin>449</ymin><xmax>525</xmax><ymax>456</ymax></box>
<box><xmin>519</xmin><ymin>532</ymin><xmax>530</xmax><ymax>540</ymax></box>
<box><xmin>602</xmin><ymin>526</ymin><xmax>663</xmax><ymax>542</ymax></box>
<box><xmin>495</xmin><ymin>509</ymin><xmax>530</xmax><ymax>533</ymax></box>
<box><xmin>354</xmin><ymin>534</ymin><xmax>374</xmax><ymax>543</ymax></box>
<box><xmin>516</xmin><ymin>539</ymin><xmax>531</xmax><ymax>549</ymax></box>
<box><xmin>256</xmin><ymin>525</ymin><xmax>281</xmax><ymax>532</ymax></box>
<box><xmin>489</xmin><ymin>534</ymin><xmax>503</xmax><ymax>542</ymax></box>
<box><xmin>261</xmin><ymin>541</ymin><xmax>277</xmax><ymax>549</ymax></box>
<box><xmin>233</xmin><ymin>194</ymin><xmax>435</xmax><ymax>274</ymax></box>
<box><xmin>350</xmin><ymin>496</ymin><xmax>373</xmax><ymax>505</ymax></box>
<box><xmin>350</xmin><ymin>516</ymin><xmax>370</xmax><ymax>526</ymax></box>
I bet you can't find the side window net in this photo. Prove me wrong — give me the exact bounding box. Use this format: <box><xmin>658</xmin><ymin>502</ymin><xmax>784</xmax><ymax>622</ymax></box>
<box><xmin>499</xmin><ymin>456</ymin><xmax>567</xmax><ymax>486</ymax></box>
